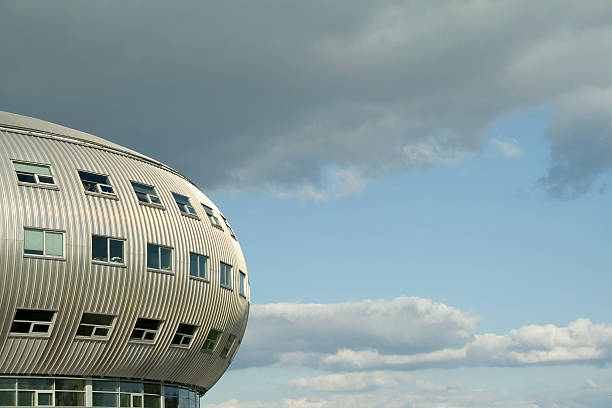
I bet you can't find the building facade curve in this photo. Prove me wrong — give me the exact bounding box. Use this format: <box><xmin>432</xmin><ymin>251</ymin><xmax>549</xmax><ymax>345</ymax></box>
<box><xmin>0</xmin><ymin>111</ymin><xmax>250</xmax><ymax>407</ymax></box>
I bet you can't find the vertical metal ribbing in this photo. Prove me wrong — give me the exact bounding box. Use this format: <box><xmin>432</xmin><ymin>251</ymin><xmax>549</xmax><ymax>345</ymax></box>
<box><xmin>0</xmin><ymin>123</ymin><xmax>249</xmax><ymax>391</ymax></box>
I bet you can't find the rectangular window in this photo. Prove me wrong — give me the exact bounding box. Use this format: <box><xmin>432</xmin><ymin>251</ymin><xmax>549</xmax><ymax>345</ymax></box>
<box><xmin>220</xmin><ymin>334</ymin><xmax>237</xmax><ymax>358</ymax></box>
<box><xmin>130</xmin><ymin>318</ymin><xmax>161</xmax><ymax>343</ymax></box>
<box><xmin>13</xmin><ymin>161</ymin><xmax>55</xmax><ymax>186</ymax></box>
<box><xmin>172</xmin><ymin>193</ymin><xmax>197</xmax><ymax>216</ymax></box>
<box><xmin>147</xmin><ymin>244</ymin><xmax>172</xmax><ymax>272</ymax></box>
<box><xmin>201</xmin><ymin>329</ymin><xmax>222</xmax><ymax>353</ymax></box>
<box><xmin>239</xmin><ymin>271</ymin><xmax>246</xmax><ymax>297</ymax></box>
<box><xmin>171</xmin><ymin>323</ymin><xmax>198</xmax><ymax>348</ymax></box>
<box><xmin>220</xmin><ymin>214</ymin><xmax>237</xmax><ymax>240</ymax></box>
<box><xmin>220</xmin><ymin>262</ymin><xmax>232</xmax><ymax>289</ymax></box>
<box><xmin>189</xmin><ymin>253</ymin><xmax>208</xmax><ymax>280</ymax></box>
<box><xmin>78</xmin><ymin>170</ymin><xmax>115</xmax><ymax>196</ymax></box>
<box><xmin>92</xmin><ymin>235</ymin><xmax>125</xmax><ymax>264</ymax></box>
<box><xmin>75</xmin><ymin>313</ymin><xmax>115</xmax><ymax>339</ymax></box>
<box><xmin>10</xmin><ymin>309</ymin><xmax>56</xmax><ymax>336</ymax></box>
<box><xmin>131</xmin><ymin>181</ymin><xmax>162</xmax><ymax>206</ymax></box>
<box><xmin>24</xmin><ymin>228</ymin><xmax>64</xmax><ymax>258</ymax></box>
<box><xmin>202</xmin><ymin>204</ymin><xmax>223</xmax><ymax>229</ymax></box>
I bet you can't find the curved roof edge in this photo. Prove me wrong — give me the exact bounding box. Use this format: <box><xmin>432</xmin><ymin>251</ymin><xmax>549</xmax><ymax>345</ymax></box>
<box><xmin>0</xmin><ymin>110</ymin><xmax>194</xmax><ymax>186</ymax></box>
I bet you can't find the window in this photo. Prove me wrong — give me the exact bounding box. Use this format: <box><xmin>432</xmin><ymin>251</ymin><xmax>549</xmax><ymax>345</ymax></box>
<box><xmin>92</xmin><ymin>235</ymin><xmax>125</xmax><ymax>264</ymax></box>
<box><xmin>171</xmin><ymin>323</ymin><xmax>198</xmax><ymax>348</ymax></box>
<box><xmin>78</xmin><ymin>170</ymin><xmax>115</xmax><ymax>196</ymax></box>
<box><xmin>220</xmin><ymin>214</ymin><xmax>237</xmax><ymax>240</ymax></box>
<box><xmin>202</xmin><ymin>204</ymin><xmax>223</xmax><ymax>229</ymax></box>
<box><xmin>13</xmin><ymin>161</ymin><xmax>55</xmax><ymax>186</ymax></box>
<box><xmin>24</xmin><ymin>228</ymin><xmax>64</xmax><ymax>257</ymax></box>
<box><xmin>172</xmin><ymin>193</ymin><xmax>197</xmax><ymax>216</ymax></box>
<box><xmin>189</xmin><ymin>253</ymin><xmax>208</xmax><ymax>280</ymax></box>
<box><xmin>76</xmin><ymin>313</ymin><xmax>115</xmax><ymax>339</ymax></box>
<box><xmin>220</xmin><ymin>334</ymin><xmax>237</xmax><ymax>358</ymax></box>
<box><xmin>55</xmin><ymin>379</ymin><xmax>85</xmax><ymax>407</ymax></box>
<box><xmin>130</xmin><ymin>318</ymin><xmax>161</xmax><ymax>343</ymax></box>
<box><xmin>131</xmin><ymin>181</ymin><xmax>162</xmax><ymax>206</ymax></box>
<box><xmin>239</xmin><ymin>271</ymin><xmax>246</xmax><ymax>297</ymax></box>
<box><xmin>10</xmin><ymin>309</ymin><xmax>56</xmax><ymax>336</ymax></box>
<box><xmin>147</xmin><ymin>244</ymin><xmax>172</xmax><ymax>272</ymax></box>
<box><xmin>201</xmin><ymin>329</ymin><xmax>222</xmax><ymax>353</ymax></box>
<box><xmin>220</xmin><ymin>262</ymin><xmax>232</xmax><ymax>289</ymax></box>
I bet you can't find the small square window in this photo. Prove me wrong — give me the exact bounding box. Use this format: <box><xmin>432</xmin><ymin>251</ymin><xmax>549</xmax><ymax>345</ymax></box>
<box><xmin>10</xmin><ymin>309</ymin><xmax>56</xmax><ymax>336</ymax></box>
<box><xmin>130</xmin><ymin>318</ymin><xmax>161</xmax><ymax>343</ymax></box>
<box><xmin>220</xmin><ymin>262</ymin><xmax>232</xmax><ymax>289</ymax></box>
<box><xmin>220</xmin><ymin>334</ymin><xmax>237</xmax><ymax>358</ymax></box>
<box><xmin>189</xmin><ymin>253</ymin><xmax>208</xmax><ymax>280</ymax></box>
<box><xmin>76</xmin><ymin>313</ymin><xmax>115</xmax><ymax>339</ymax></box>
<box><xmin>24</xmin><ymin>228</ymin><xmax>64</xmax><ymax>258</ymax></box>
<box><xmin>202</xmin><ymin>204</ymin><xmax>224</xmax><ymax>230</ymax></box>
<box><xmin>147</xmin><ymin>244</ymin><xmax>172</xmax><ymax>273</ymax></box>
<box><xmin>13</xmin><ymin>161</ymin><xmax>56</xmax><ymax>186</ymax></box>
<box><xmin>131</xmin><ymin>181</ymin><xmax>163</xmax><ymax>206</ymax></box>
<box><xmin>172</xmin><ymin>193</ymin><xmax>197</xmax><ymax>217</ymax></box>
<box><xmin>92</xmin><ymin>235</ymin><xmax>125</xmax><ymax>264</ymax></box>
<box><xmin>171</xmin><ymin>323</ymin><xmax>198</xmax><ymax>348</ymax></box>
<box><xmin>78</xmin><ymin>170</ymin><xmax>116</xmax><ymax>196</ymax></box>
<box><xmin>239</xmin><ymin>271</ymin><xmax>246</xmax><ymax>297</ymax></box>
<box><xmin>201</xmin><ymin>329</ymin><xmax>222</xmax><ymax>353</ymax></box>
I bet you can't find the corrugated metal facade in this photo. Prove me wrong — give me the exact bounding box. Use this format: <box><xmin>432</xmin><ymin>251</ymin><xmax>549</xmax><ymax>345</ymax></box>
<box><xmin>0</xmin><ymin>113</ymin><xmax>250</xmax><ymax>394</ymax></box>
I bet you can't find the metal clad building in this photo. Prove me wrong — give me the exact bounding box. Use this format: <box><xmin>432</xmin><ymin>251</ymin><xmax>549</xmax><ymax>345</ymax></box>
<box><xmin>0</xmin><ymin>111</ymin><xmax>250</xmax><ymax>407</ymax></box>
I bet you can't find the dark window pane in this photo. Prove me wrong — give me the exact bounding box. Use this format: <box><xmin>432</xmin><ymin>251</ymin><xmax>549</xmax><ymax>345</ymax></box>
<box><xmin>143</xmin><ymin>395</ymin><xmax>161</xmax><ymax>408</ymax></box>
<box><xmin>131</xmin><ymin>182</ymin><xmax>156</xmax><ymax>195</ymax></box>
<box><xmin>10</xmin><ymin>322</ymin><xmax>31</xmax><ymax>333</ymax></box>
<box><xmin>135</xmin><ymin>192</ymin><xmax>149</xmax><ymax>203</ymax></box>
<box><xmin>17</xmin><ymin>173</ymin><xmax>36</xmax><ymax>183</ymax></box>
<box><xmin>82</xmin><ymin>180</ymin><xmax>99</xmax><ymax>192</ymax></box>
<box><xmin>164</xmin><ymin>396</ymin><xmax>178</xmax><ymax>408</ymax></box>
<box><xmin>99</xmin><ymin>185</ymin><xmax>114</xmax><ymax>194</ymax></box>
<box><xmin>31</xmin><ymin>324</ymin><xmax>50</xmax><ymax>333</ymax></box>
<box><xmin>82</xmin><ymin>313</ymin><xmax>114</xmax><ymax>326</ymax></box>
<box><xmin>109</xmin><ymin>240</ymin><xmax>124</xmax><ymax>263</ymax></box>
<box><xmin>94</xmin><ymin>327</ymin><xmax>109</xmax><ymax>337</ymax></box>
<box><xmin>199</xmin><ymin>256</ymin><xmax>207</xmax><ymax>279</ymax></box>
<box><xmin>172</xmin><ymin>193</ymin><xmax>190</xmax><ymax>204</ymax></box>
<box><xmin>92</xmin><ymin>380</ymin><xmax>118</xmax><ymax>392</ymax></box>
<box><xmin>160</xmin><ymin>248</ymin><xmax>171</xmax><ymax>270</ymax></box>
<box><xmin>15</xmin><ymin>309</ymin><xmax>54</xmax><ymax>322</ymax></box>
<box><xmin>177</xmin><ymin>324</ymin><xmax>196</xmax><ymax>335</ymax></box>
<box><xmin>18</xmin><ymin>378</ymin><xmax>53</xmax><ymax>390</ymax></box>
<box><xmin>144</xmin><ymin>332</ymin><xmax>156</xmax><ymax>341</ymax></box>
<box><xmin>171</xmin><ymin>334</ymin><xmax>181</xmax><ymax>345</ymax></box>
<box><xmin>76</xmin><ymin>325</ymin><xmax>94</xmax><ymax>337</ymax></box>
<box><xmin>92</xmin><ymin>236</ymin><xmax>108</xmax><ymax>262</ymax></box>
<box><xmin>187</xmin><ymin>205</ymin><xmax>196</xmax><ymax>215</ymax></box>
<box><xmin>37</xmin><ymin>393</ymin><xmax>52</xmax><ymax>406</ymax></box>
<box><xmin>181</xmin><ymin>337</ymin><xmax>191</xmax><ymax>346</ymax></box>
<box><xmin>135</xmin><ymin>318</ymin><xmax>160</xmax><ymax>330</ymax></box>
<box><xmin>92</xmin><ymin>392</ymin><xmax>117</xmax><ymax>407</ymax></box>
<box><xmin>149</xmin><ymin>196</ymin><xmax>161</xmax><ymax>204</ymax></box>
<box><xmin>120</xmin><ymin>381</ymin><xmax>142</xmax><ymax>393</ymax></box>
<box><xmin>78</xmin><ymin>171</ymin><xmax>108</xmax><ymax>184</ymax></box>
<box><xmin>37</xmin><ymin>175</ymin><xmax>54</xmax><ymax>184</ymax></box>
<box><xmin>147</xmin><ymin>244</ymin><xmax>159</xmax><ymax>269</ymax></box>
<box><xmin>0</xmin><ymin>378</ymin><xmax>16</xmax><ymax>389</ymax></box>
<box><xmin>55</xmin><ymin>392</ymin><xmax>84</xmax><ymax>406</ymax></box>
<box><xmin>17</xmin><ymin>391</ymin><xmax>33</xmax><ymax>406</ymax></box>
<box><xmin>0</xmin><ymin>391</ymin><xmax>16</xmax><ymax>406</ymax></box>
<box><xmin>143</xmin><ymin>383</ymin><xmax>161</xmax><ymax>395</ymax></box>
<box><xmin>133</xmin><ymin>396</ymin><xmax>142</xmax><ymax>408</ymax></box>
<box><xmin>120</xmin><ymin>393</ymin><xmax>130</xmax><ymax>407</ymax></box>
<box><xmin>189</xmin><ymin>253</ymin><xmax>198</xmax><ymax>277</ymax></box>
<box><xmin>55</xmin><ymin>379</ymin><xmax>85</xmax><ymax>391</ymax></box>
<box><xmin>130</xmin><ymin>329</ymin><xmax>144</xmax><ymax>340</ymax></box>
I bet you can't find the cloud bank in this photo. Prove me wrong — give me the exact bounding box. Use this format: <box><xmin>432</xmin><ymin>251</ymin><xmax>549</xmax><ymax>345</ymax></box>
<box><xmin>1</xmin><ymin>1</ymin><xmax>612</xmax><ymax>198</ymax></box>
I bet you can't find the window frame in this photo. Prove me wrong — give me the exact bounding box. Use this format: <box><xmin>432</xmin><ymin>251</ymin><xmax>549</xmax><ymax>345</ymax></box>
<box><xmin>171</xmin><ymin>192</ymin><xmax>199</xmax><ymax>219</ymax></box>
<box><xmin>201</xmin><ymin>328</ymin><xmax>223</xmax><ymax>353</ymax></box>
<box><xmin>8</xmin><ymin>308</ymin><xmax>57</xmax><ymax>338</ymax></box>
<box><xmin>220</xmin><ymin>262</ymin><xmax>233</xmax><ymax>290</ymax></box>
<box><xmin>23</xmin><ymin>227</ymin><xmax>65</xmax><ymax>260</ymax></box>
<box><xmin>129</xmin><ymin>317</ymin><xmax>163</xmax><ymax>344</ymax></box>
<box><xmin>170</xmin><ymin>323</ymin><xmax>198</xmax><ymax>349</ymax></box>
<box><xmin>220</xmin><ymin>334</ymin><xmax>237</xmax><ymax>359</ymax></box>
<box><xmin>12</xmin><ymin>160</ymin><xmax>58</xmax><ymax>189</ymax></box>
<box><xmin>91</xmin><ymin>235</ymin><xmax>126</xmax><ymax>266</ymax></box>
<box><xmin>74</xmin><ymin>312</ymin><xmax>116</xmax><ymax>340</ymax></box>
<box><xmin>239</xmin><ymin>271</ymin><xmax>247</xmax><ymax>297</ymax></box>
<box><xmin>220</xmin><ymin>214</ymin><xmax>237</xmax><ymax>240</ymax></box>
<box><xmin>202</xmin><ymin>204</ymin><xmax>224</xmax><ymax>230</ymax></box>
<box><xmin>146</xmin><ymin>243</ymin><xmax>173</xmax><ymax>274</ymax></box>
<box><xmin>130</xmin><ymin>180</ymin><xmax>164</xmax><ymax>209</ymax></box>
<box><xmin>77</xmin><ymin>169</ymin><xmax>118</xmax><ymax>199</ymax></box>
<box><xmin>189</xmin><ymin>252</ymin><xmax>209</xmax><ymax>281</ymax></box>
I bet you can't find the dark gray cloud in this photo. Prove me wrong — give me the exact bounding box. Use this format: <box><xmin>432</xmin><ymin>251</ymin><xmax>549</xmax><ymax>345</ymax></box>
<box><xmin>1</xmin><ymin>1</ymin><xmax>611</xmax><ymax>197</ymax></box>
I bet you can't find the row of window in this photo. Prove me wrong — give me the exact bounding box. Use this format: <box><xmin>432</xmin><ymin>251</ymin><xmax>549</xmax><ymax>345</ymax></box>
<box><xmin>0</xmin><ymin>377</ymin><xmax>198</xmax><ymax>407</ymax></box>
<box><xmin>23</xmin><ymin>228</ymin><xmax>247</xmax><ymax>296</ymax></box>
<box><xmin>11</xmin><ymin>160</ymin><xmax>237</xmax><ymax>240</ymax></box>
<box><xmin>9</xmin><ymin>309</ymin><xmax>239</xmax><ymax>359</ymax></box>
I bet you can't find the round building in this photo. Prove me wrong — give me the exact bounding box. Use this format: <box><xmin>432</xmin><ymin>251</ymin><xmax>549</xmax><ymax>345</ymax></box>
<box><xmin>0</xmin><ymin>111</ymin><xmax>250</xmax><ymax>407</ymax></box>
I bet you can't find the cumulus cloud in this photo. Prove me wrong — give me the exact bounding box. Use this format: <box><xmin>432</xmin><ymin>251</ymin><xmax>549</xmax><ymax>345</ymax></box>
<box><xmin>491</xmin><ymin>138</ymin><xmax>522</xmax><ymax>158</ymax></box>
<box><xmin>288</xmin><ymin>371</ymin><xmax>413</xmax><ymax>392</ymax></box>
<box><xmin>235</xmin><ymin>298</ymin><xmax>612</xmax><ymax>371</ymax></box>
<box><xmin>2</xmin><ymin>1</ymin><xmax>612</xmax><ymax>198</ymax></box>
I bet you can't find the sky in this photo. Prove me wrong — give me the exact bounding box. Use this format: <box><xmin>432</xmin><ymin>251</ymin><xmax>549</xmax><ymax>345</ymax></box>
<box><xmin>1</xmin><ymin>1</ymin><xmax>611</xmax><ymax>407</ymax></box>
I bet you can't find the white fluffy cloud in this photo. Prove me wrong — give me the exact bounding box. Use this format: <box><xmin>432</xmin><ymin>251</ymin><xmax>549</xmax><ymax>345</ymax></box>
<box><xmin>235</xmin><ymin>298</ymin><xmax>612</xmax><ymax>371</ymax></box>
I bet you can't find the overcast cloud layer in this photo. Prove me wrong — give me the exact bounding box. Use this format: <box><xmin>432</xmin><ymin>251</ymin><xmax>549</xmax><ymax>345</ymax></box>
<box><xmin>1</xmin><ymin>1</ymin><xmax>612</xmax><ymax>198</ymax></box>
<box><xmin>237</xmin><ymin>297</ymin><xmax>612</xmax><ymax>371</ymax></box>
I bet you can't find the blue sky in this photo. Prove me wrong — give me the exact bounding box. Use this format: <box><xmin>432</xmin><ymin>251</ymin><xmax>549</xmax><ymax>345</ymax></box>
<box><xmin>1</xmin><ymin>1</ymin><xmax>611</xmax><ymax>406</ymax></box>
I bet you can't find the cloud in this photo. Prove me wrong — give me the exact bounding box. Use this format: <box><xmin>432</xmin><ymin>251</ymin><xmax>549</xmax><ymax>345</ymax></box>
<box><xmin>288</xmin><ymin>371</ymin><xmax>413</xmax><ymax>392</ymax></box>
<box><xmin>491</xmin><ymin>138</ymin><xmax>522</xmax><ymax>158</ymax></box>
<box><xmin>2</xmin><ymin>1</ymin><xmax>612</xmax><ymax>198</ymax></box>
<box><xmin>234</xmin><ymin>297</ymin><xmax>612</xmax><ymax>371</ymax></box>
